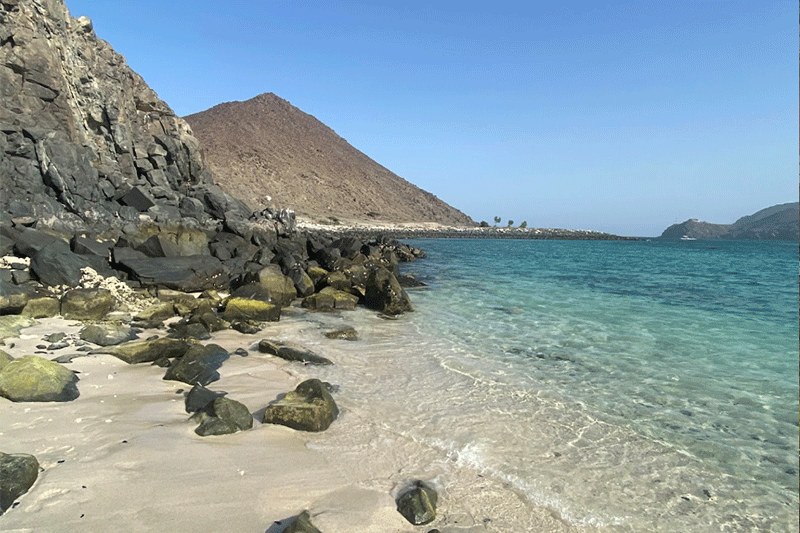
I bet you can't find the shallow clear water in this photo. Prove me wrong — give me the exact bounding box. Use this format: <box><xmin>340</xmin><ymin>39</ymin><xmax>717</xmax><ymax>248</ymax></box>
<box><xmin>290</xmin><ymin>238</ymin><xmax>798</xmax><ymax>532</ymax></box>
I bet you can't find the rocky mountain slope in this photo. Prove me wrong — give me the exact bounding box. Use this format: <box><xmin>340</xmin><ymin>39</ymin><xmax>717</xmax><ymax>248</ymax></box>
<box><xmin>0</xmin><ymin>0</ymin><xmax>250</xmax><ymax>231</ymax></box>
<box><xmin>184</xmin><ymin>93</ymin><xmax>474</xmax><ymax>226</ymax></box>
<box><xmin>659</xmin><ymin>202</ymin><xmax>799</xmax><ymax>240</ymax></box>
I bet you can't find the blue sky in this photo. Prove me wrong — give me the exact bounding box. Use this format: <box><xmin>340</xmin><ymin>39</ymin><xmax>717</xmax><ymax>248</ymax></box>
<box><xmin>66</xmin><ymin>1</ymin><xmax>797</xmax><ymax>236</ymax></box>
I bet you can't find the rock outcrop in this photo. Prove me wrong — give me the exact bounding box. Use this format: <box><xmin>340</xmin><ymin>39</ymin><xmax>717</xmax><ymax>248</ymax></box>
<box><xmin>0</xmin><ymin>0</ymin><xmax>249</xmax><ymax>231</ymax></box>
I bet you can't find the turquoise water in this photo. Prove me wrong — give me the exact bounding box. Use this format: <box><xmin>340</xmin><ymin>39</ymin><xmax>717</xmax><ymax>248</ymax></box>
<box><xmin>394</xmin><ymin>238</ymin><xmax>798</xmax><ymax>531</ymax></box>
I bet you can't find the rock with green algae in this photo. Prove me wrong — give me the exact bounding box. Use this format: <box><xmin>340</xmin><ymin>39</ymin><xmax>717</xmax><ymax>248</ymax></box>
<box><xmin>60</xmin><ymin>287</ymin><xmax>114</xmax><ymax>320</ymax></box>
<box><xmin>0</xmin><ymin>316</ymin><xmax>34</xmax><ymax>340</ymax></box>
<box><xmin>324</xmin><ymin>326</ymin><xmax>358</xmax><ymax>340</ymax></box>
<box><xmin>222</xmin><ymin>297</ymin><xmax>280</xmax><ymax>322</ymax></box>
<box><xmin>255</xmin><ymin>265</ymin><xmax>297</xmax><ymax>307</ymax></box>
<box><xmin>21</xmin><ymin>296</ymin><xmax>60</xmax><ymax>319</ymax></box>
<box><xmin>94</xmin><ymin>337</ymin><xmax>190</xmax><ymax>364</ymax></box>
<box><xmin>0</xmin><ymin>452</ymin><xmax>39</xmax><ymax>514</ymax></box>
<box><xmin>257</xmin><ymin>339</ymin><xmax>332</xmax><ymax>365</ymax></box>
<box><xmin>0</xmin><ymin>349</ymin><xmax>13</xmax><ymax>371</ymax></box>
<box><xmin>0</xmin><ymin>355</ymin><xmax>79</xmax><ymax>402</ymax></box>
<box><xmin>396</xmin><ymin>480</ymin><xmax>438</xmax><ymax>525</ymax></box>
<box><xmin>364</xmin><ymin>266</ymin><xmax>413</xmax><ymax>315</ymax></box>
<box><xmin>262</xmin><ymin>378</ymin><xmax>339</xmax><ymax>432</ymax></box>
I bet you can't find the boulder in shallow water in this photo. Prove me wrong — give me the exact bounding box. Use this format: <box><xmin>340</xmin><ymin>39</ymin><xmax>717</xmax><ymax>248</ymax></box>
<box><xmin>95</xmin><ymin>337</ymin><xmax>190</xmax><ymax>364</ymax></box>
<box><xmin>396</xmin><ymin>480</ymin><xmax>438</xmax><ymax>525</ymax></box>
<box><xmin>0</xmin><ymin>355</ymin><xmax>79</xmax><ymax>402</ymax></box>
<box><xmin>0</xmin><ymin>452</ymin><xmax>39</xmax><ymax>514</ymax></box>
<box><xmin>60</xmin><ymin>288</ymin><xmax>114</xmax><ymax>320</ymax></box>
<box><xmin>364</xmin><ymin>266</ymin><xmax>412</xmax><ymax>315</ymax></box>
<box><xmin>262</xmin><ymin>378</ymin><xmax>339</xmax><ymax>432</ymax></box>
<box><xmin>324</xmin><ymin>326</ymin><xmax>358</xmax><ymax>340</ymax></box>
<box><xmin>257</xmin><ymin>339</ymin><xmax>332</xmax><ymax>365</ymax></box>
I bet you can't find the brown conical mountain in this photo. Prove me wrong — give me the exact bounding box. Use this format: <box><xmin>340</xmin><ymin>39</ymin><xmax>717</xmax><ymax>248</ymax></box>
<box><xmin>184</xmin><ymin>93</ymin><xmax>474</xmax><ymax>226</ymax></box>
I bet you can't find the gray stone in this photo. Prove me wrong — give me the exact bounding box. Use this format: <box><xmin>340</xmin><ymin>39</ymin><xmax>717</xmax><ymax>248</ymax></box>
<box><xmin>117</xmin><ymin>255</ymin><xmax>226</xmax><ymax>292</ymax></box>
<box><xmin>79</xmin><ymin>324</ymin><xmax>137</xmax><ymax>346</ymax></box>
<box><xmin>30</xmin><ymin>242</ymin><xmax>113</xmax><ymax>287</ymax></box>
<box><xmin>0</xmin><ymin>355</ymin><xmax>79</xmax><ymax>402</ymax></box>
<box><xmin>0</xmin><ymin>280</ymin><xmax>34</xmax><ymax>314</ymax></box>
<box><xmin>262</xmin><ymin>378</ymin><xmax>338</xmax><ymax>432</ymax></box>
<box><xmin>185</xmin><ymin>384</ymin><xmax>226</xmax><ymax>413</ymax></box>
<box><xmin>0</xmin><ymin>452</ymin><xmax>39</xmax><ymax>515</ymax></box>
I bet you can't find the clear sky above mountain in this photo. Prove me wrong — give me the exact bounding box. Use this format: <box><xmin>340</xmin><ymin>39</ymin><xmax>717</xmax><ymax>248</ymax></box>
<box><xmin>66</xmin><ymin>1</ymin><xmax>797</xmax><ymax>236</ymax></box>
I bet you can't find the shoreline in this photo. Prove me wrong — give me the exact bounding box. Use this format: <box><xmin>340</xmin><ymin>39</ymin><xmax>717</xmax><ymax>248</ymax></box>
<box><xmin>297</xmin><ymin>220</ymin><xmax>644</xmax><ymax>241</ymax></box>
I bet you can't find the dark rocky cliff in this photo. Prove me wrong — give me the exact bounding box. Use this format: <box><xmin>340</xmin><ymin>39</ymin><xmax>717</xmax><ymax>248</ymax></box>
<box><xmin>0</xmin><ymin>0</ymin><xmax>249</xmax><ymax>231</ymax></box>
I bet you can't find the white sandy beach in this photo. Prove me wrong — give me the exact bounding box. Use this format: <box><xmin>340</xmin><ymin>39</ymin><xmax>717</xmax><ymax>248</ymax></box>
<box><xmin>0</xmin><ymin>311</ymin><xmax>586</xmax><ymax>533</ymax></box>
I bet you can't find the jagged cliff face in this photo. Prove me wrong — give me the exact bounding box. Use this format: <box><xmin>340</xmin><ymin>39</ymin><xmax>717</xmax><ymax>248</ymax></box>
<box><xmin>0</xmin><ymin>0</ymin><xmax>241</xmax><ymax>230</ymax></box>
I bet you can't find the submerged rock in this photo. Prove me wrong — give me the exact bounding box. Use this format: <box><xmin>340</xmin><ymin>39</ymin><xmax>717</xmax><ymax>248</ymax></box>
<box><xmin>257</xmin><ymin>339</ymin><xmax>332</xmax><ymax>365</ymax></box>
<box><xmin>262</xmin><ymin>378</ymin><xmax>339</xmax><ymax>432</ymax></box>
<box><xmin>283</xmin><ymin>510</ymin><xmax>323</xmax><ymax>533</ymax></box>
<box><xmin>0</xmin><ymin>453</ymin><xmax>39</xmax><ymax>514</ymax></box>
<box><xmin>0</xmin><ymin>355</ymin><xmax>79</xmax><ymax>402</ymax></box>
<box><xmin>324</xmin><ymin>326</ymin><xmax>358</xmax><ymax>340</ymax></box>
<box><xmin>396</xmin><ymin>480</ymin><xmax>438</xmax><ymax>525</ymax></box>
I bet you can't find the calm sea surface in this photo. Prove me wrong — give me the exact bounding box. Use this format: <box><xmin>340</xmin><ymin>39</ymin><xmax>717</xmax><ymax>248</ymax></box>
<box><xmin>301</xmin><ymin>238</ymin><xmax>798</xmax><ymax>532</ymax></box>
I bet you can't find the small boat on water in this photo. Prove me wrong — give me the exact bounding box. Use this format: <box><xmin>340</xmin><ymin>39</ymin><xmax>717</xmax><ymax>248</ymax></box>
<box><xmin>680</xmin><ymin>234</ymin><xmax>697</xmax><ymax>241</ymax></box>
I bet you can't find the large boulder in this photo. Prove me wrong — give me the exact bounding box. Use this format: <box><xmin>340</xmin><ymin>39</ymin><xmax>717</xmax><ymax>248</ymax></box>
<box><xmin>163</xmin><ymin>343</ymin><xmax>229</xmax><ymax>386</ymax></box>
<box><xmin>95</xmin><ymin>337</ymin><xmax>190</xmax><ymax>364</ymax></box>
<box><xmin>0</xmin><ymin>355</ymin><xmax>79</xmax><ymax>402</ymax></box>
<box><xmin>396</xmin><ymin>480</ymin><xmax>438</xmax><ymax>526</ymax></box>
<box><xmin>364</xmin><ymin>267</ymin><xmax>413</xmax><ymax>315</ymax></box>
<box><xmin>262</xmin><ymin>378</ymin><xmax>338</xmax><ymax>432</ymax></box>
<box><xmin>0</xmin><ymin>350</ymin><xmax>13</xmax><ymax>371</ymax></box>
<box><xmin>60</xmin><ymin>287</ymin><xmax>114</xmax><ymax>320</ymax></box>
<box><xmin>0</xmin><ymin>453</ymin><xmax>39</xmax><ymax>514</ymax></box>
<box><xmin>21</xmin><ymin>296</ymin><xmax>61</xmax><ymax>319</ymax></box>
<box><xmin>30</xmin><ymin>242</ymin><xmax>113</xmax><ymax>287</ymax></box>
<box><xmin>116</xmin><ymin>255</ymin><xmax>227</xmax><ymax>292</ymax></box>
<box><xmin>257</xmin><ymin>339</ymin><xmax>332</xmax><ymax>365</ymax></box>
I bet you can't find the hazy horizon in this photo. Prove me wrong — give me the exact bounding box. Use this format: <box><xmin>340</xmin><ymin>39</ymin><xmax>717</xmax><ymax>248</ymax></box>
<box><xmin>65</xmin><ymin>1</ymin><xmax>798</xmax><ymax>237</ymax></box>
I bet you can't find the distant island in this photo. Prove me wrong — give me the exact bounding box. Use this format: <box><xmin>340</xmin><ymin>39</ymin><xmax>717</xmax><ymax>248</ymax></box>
<box><xmin>659</xmin><ymin>202</ymin><xmax>799</xmax><ymax>240</ymax></box>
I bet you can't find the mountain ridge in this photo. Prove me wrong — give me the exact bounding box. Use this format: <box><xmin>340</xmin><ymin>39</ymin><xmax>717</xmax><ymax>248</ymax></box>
<box><xmin>184</xmin><ymin>92</ymin><xmax>474</xmax><ymax>227</ymax></box>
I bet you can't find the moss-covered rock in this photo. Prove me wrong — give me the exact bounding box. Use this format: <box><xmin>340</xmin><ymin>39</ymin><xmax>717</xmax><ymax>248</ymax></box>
<box><xmin>0</xmin><ymin>452</ymin><xmax>39</xmax><ymax>514</ymax></box>
<box><xmin>133</xmin><ymin>301</ymin><xmax>176</xmax><ymax>323</ymax></box>
<box><xmin>256</xmin><ymin>265</ymin><xmax>297</xmax><ymax>307</ymax></box>
<box><xmin>0</xmin><ymin>355</ymin><xmax>79</xmax><ymax>402</ymax></box>
<box><xmin>324</xmin><ymin>326</ymin><xmax>358</xmax><ymax>341</ymax></box>
<box><xmin>60</xmin><ymin>287</ymin><xmax>114</xmax><ymax>320</ymax></box>
<box><xmin>257</xmin><ymin>339</ymin><xmax>332</xmax><ymax>365</ymax></box>
<box><xmin>262</xmin><ymin>378</ymin><xmax>339</xmax><ymax>432</ymax></box>
<box><xmin>20</xmin><ymin>296</ymin><xmax>60</xmax><ymax>319</ymax></box>
<box><xmin>95</xmin><ymin>337</ymin><xmax>190</xmax><ymax>364</ymax></box>
<box><xmin>396</xmin><ymin>480</ymin><xmax>438</xmax><ymax>525</ymax></box>
<box><xmin>79</xmin><ymin>324</ymin><xmax>137</xmax><ymax>346</ymax></box>
<box><xmin>0</xmin><ymin>316</ymin><xmax>34</xmax><ymax>340</ymax></box>
<box><xmin>320</xmin><ymin>286</ymin><xmax>358</xmax><ymax>310</ymax></box>
<box><xmin>365</xmin><ymin>266</ymin><xmax>412</xmax><ymax>315</ymax></box>
<box><xmin>0</xmin><ymin>349</ymin><xmax>14</xmax><ymax>371</ymax></box>
<box><xmin>222</xmin><ymin>297</ymin><xmax>280</xmax><ymax>322</ymax></box>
